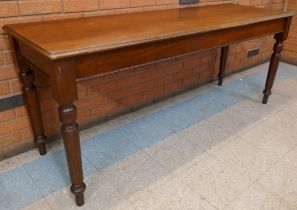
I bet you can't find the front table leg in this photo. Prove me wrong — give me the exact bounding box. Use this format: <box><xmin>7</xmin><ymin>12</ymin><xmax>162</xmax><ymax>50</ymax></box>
<box><xmin>59</xmin><ymin>104</ymin><xmax>86</xmax><ymax>206</ymax></box>
<box><xmin>51</xmin><ymin>60</ymin><xmax>86</xmax><ymax>206</ymax></box>
<box><xmin>262</xmin><ymin>33</ymin><xmax>284</xmax><ymax>104</ymax></box>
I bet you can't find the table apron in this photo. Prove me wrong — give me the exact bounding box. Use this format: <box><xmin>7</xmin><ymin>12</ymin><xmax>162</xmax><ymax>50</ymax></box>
<box><xmin>75</xmin><ymin>18</ymin><xmax>285</xmax><ymax>79</ymax></box>
<box><xmin>18</xmin><ymin>18</ymin><xmax>285</xmax><ymax>79</ymax></box>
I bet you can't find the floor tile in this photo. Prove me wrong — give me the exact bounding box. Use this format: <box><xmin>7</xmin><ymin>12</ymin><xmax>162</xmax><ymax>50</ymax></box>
<box><xmin>179</xmin><ymin>154</ymin><xmax>252</xmax><ymax>208</ymax></box>
<box><xmin>82</xmin><ymin>129</ymin><xmax>139</xmax><ymax>170</ymax></box>
<box><xmin>211</xmin><ymin>137</ymin><xmax>280</xmax><ymax>181</ymax></box>
<box><xmin>221</xmin><ymin>77</ymin><xmax>263</xmax><ymax>98</ymax></box>
<box><xmin>240</xmin><ymin>120</ymin><xmax>297</xmax><ymax>158</ymax></box>
<box><xmin>261</xmin><ymin>107</ymin><xmax>297</xmax><ymax>138</ymax></box>
<box><xmin>225</xmin><ymin>183</ymin><xmax>293</xmax><ymax>210</ymax></box>
<box><xmin>282</xmin><ymin>145</ymin><xmax>297</xmax><ymax>168</ymax></box>
<box><xmin>116</xmin><ymin>116</ymin><xmax>173</xmax><ymax>148</ymax></box>
<box><xmin>149</xmin><ymin>103</ymin><xmax>205</xmax><ymax>131</ymax></box>
<box><xmin>204</xmin><ymin>88</ymin><xmax>244</xmax><ymax>107</ymax></box>
<box><xmin>21</xmin><ymin>198</ymin><xmax>51</xmax><ymax>210</ymax></box>
<box><xmin>274</xmin><ymin>78</ymin><xmax>297</xmax><ymax>99</ymax></box>
<box><xmin>177</xmin><ymin>119</ymin><xmax>234</xmax><ymax>151</ymax></box>
<box><xmin>101</xmin><ymin>151</ymin><xmax>169</xmax><ymax>200</ymax></box>
<box><xmin>228</xmin><ymin>96</ymin><xmax>281</xmax><ymax>121</ymax></box>
<box><xmin>202</xmin><ymin>108</ymin><xmax>256</xmax><ymax>134</ymax></box>
<box><xmin>0</xmin><ymin>167</ymin><xmax>42</xmax><ymax>210</ymax></box>
<box><xmin>143</xmin><ymin>134</ymin><xmax>208</xmax><ymax>172</ymax></box>
<box><xmin>45</xmin><ymin>171</ymin><xmax>133</xmax><ymax>210</ymax></box>
<box><xmin>257</xmin><ymin>160</ymin><xmax>297</xmax><ymax>207</ymax></box>
<box><xmin>24</xmin><ymin>150</ymin><xmax>96</xmax><ymax>196</ymax></box>
<box><xmin>45</xmin><ymin>186</ymin><xmax>99</xmax><ymax>210</ymax></box>
<box><xmin>131</xmin><ymin>177</ymin><xmax>216</xmax><ymax>210</ymax></box>
<box><xmin>0</xmin><ymin>155</ymin><xmax>20</xmax><ymax>174</ymax></box>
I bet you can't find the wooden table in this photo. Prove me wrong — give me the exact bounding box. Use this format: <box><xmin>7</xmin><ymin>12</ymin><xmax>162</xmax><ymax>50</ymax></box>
<box><xmin>3</xmin><ymin>4</ymin><xmax>294</xmax><ymax>206</ymax></box>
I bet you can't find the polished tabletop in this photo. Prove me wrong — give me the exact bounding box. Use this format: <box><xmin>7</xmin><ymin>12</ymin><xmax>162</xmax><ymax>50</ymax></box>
<box><xmin>3</xmin><ymin>4</ymin><xmax>293</xmax><ymax>59</ymax></box>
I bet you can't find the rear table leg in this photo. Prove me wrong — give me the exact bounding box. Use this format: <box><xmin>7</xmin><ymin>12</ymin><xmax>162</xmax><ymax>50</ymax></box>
<box><xmin>218</xmin><ymin>46</ymin><xmax>230</xmax><ymax>86</ymax></box>
<box><xmin>262</xmin><ymin>33</ymin><xmax>284</xmax><ymax>104</ymax></box>
<box><xmin>19</xmin><ymin>66</ymin><xmax>47</xmax><ymax>155</ymax></box>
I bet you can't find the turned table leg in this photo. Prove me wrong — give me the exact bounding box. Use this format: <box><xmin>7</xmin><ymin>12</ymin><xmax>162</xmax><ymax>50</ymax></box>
<box><xmin>218</xmin><ymin>46</ymin><xmax>229</xmax><ymax>86</ymax></box>
<box><xmin>262</xmin><ymin>33</ymin><xmax>284</xmax><ymax>104</ymax></box>
<box><xmin>59</xmin><ymin>104</ymin><xmax>86</xmax><ymax>206</ymax></box>
<box><xmin>8</xmin><ymin>36</ymin><xmax>47</xmax><ymax>155</ymax></box>
<box><xmin>51</xmin><ymin>60</ymin><xmax>86</xmax><ymax>206</ymax></box>
<box><xmin>19</xmin><ymin>63</ymin><xmax>47</xmax><ymax>155</ymax></box>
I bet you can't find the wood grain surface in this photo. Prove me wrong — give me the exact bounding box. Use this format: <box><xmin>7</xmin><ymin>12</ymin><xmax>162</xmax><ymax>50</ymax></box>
<box><xmin>3</xmin><ymin>4</ymin><xmax>294</xmax><ymax>59</ymax></box>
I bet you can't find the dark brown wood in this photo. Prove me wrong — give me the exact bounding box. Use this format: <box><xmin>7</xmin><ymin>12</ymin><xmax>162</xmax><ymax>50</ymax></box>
<box><xmin>2</xmin><ymin>4</ymin><xmax>294</xmax><ymax>207</ymax></box>
<box><xmin>51</xmin><ymin>59</ymin><xmax>86</xmax><ymax>206</ymax></box>
<box><xmin>3</xmin><ymin>4</ymin><xmax>293</xmax><ymax>60</ymax></box>
<box><xmin>75</xmin><ymin>19</ymin><xmax>284</xmax><ymax>78</ymax></box>
<box><xmin>59</xmin><ymin>104</ymin><xmax>86</xmax><ymax>206</ymax></box>
<box><xmin>262</xmin><ymin>17</ymin><xmax>292</xmax><ymax>104</ymax></box>
<box><xmin>218</xmin><ymin>46</ymin><xmax>230</xmax><ymax>86</ymax></box>
<box><xmin>15</xmin><ymin>17</ymin><xmax>285</xmax><ymax>79</ymax></box>
<box><xmin>9</xmin><ymin>36</ymin><xmax>47</xmax><ymax>155</ymax></box>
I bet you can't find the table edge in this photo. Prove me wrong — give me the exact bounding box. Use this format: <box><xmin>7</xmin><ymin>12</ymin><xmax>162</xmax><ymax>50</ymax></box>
<box><xmin>3</xmin><ymin>11</ymin><xmax>294</xmax><ymax>61</ymax></box>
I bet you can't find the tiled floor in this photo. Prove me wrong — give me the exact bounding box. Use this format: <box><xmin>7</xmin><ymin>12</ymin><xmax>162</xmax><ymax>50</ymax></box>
<box><xmin>1</xmin><ymin>62</ymin><xmax>297</xmax><ymax>210</ymax></box>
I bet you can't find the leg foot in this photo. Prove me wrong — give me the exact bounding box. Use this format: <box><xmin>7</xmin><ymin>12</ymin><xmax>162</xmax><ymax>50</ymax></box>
<box><xmin>262</xmin><ymin>94</ymin><xmax>270</xmax><ymax>104</ymax></box>
<box><xmin>72</xmin><ymin>183</ymin><xmax>86</xmax><ymax>206</ymax></box>
<box><xmin>35</xmin><ymin>135</ymin><xmax>47</xmax><ymax>155</ymax></box>
<box><xmin>218</xmin><ymin>78</ymin><xmax>224</xmax><ymax>86</ymax></box>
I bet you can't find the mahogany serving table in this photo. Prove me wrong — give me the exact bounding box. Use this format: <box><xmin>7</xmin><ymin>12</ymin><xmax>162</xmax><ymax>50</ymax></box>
<box><xmin>3</xmin><ymin>4</ymin><xmax>294</xmax><ymax>206</ymax></box>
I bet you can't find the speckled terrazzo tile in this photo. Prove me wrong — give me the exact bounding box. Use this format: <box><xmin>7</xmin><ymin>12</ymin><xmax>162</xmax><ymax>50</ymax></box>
<box><xmin>240</xmin><ymin>118</ymin><xmax>297</xmax><ymax>158</ymax></box>
<box><xmin>0</xmin><ymin>167</ymin><xmax>42</xmax><ymax>210</ymax></box>
<box><xmin>282</xmin><ymin>146</ymin><xmax>297</xmax><ymax>169</ymax></box>
<box><xmin>176</xmin><ymin>154</ymin><xmax>223</xmax><ymax>181</ymax></box>
<box><xmin>131</xmin><ymin>176</ymin><xmax>216</xmax><ymax>210</ymax></box>
<box><xmin>228</xmin><ymin>95</ymin><xmax>286</xmax><ymax>122</ymax></box>
<box><xmin>45</xmin><ymin>171</ymin><xmax>132</xmax><ymax>210</ymax></box>
<box><xmin>81</xmin><ymin>129</ymin><xmax>139</xmax><ymax>170</ymax></box>
<box><xmin>211</xmin><ymin>136</ymin><xmax>280</xmax><ymax>181</ymax></box>
<box><xmin>273</xmin><ymin>78</ymin><xmax>297</xmax><ymax>99</ymax></box>
<box><xmin>80</xmin><ymin>120</ymin><xmax>123</xmax><ymax>141</ymax></box>
<box><xmin>23</xmin><ymin>149</ymin><xmax>96</xmax><ymax>196</ymax></box>
<box><xmin>257</xmin><ymin>160</ymin><xmax>297</xmax><ymax>207</ymax></box>
<box><xmin>116</xmin><ymin>115</ymin><xmax>172</xmax><ymax>148</ymax></box>
<box><xmin>259</xmin><ymin>106</ymin><xmax>297</xmax><ymax>138</ymax></box>
<box><xmin>100</xmin><ymin>151</ymin><xmax>168</xmax><ymax>200</ymax></box>
<box><xmin>0</xmin><ymin>155</ymin><xmax>21</xmax><ymax>173</ymax></box>
<box><xmin>21</xmin><ymin>198</ymin><xmax>51</xmax><ymax>210</ymax></box>
<box><xmin>45</xmin><ymin>186</ymin><xmax>99</xmax><ymax>210</ymax></box>
<box><xmin>177</xmin><ymin>118</ymin><xmax>234</xmax><ymax>151</ymax></box>
<box><xmin>178</xmin><ymin>154</ymin><xmax>252</xmax><ymax>208</ymax></box>
<box><xmin>279</xmin><ymin>100</ymin><xmax>297</xmax><ymax>119</ymax></box>
<box><xmin>143</xmin><ymin>134</ymin><xmax>208</xmax><ymax>172</ymax></box>
<box><xmin>149</xmin><ymin>103</ymin><xmax>206</xmax><ymax>131</ymax></box>
<box><xmin>194</xmin><ymin>87</ymin><xmax>243</xmax><ymax>107</ymax></box>
<box><xmin>249</xmin><ymin>92</ymin><xmax>292</xmax><ymax>112</ymax></box>
<box><xmin>199</xmin><ymin>108</ymin><xmax>256</xmax><ymax>134</ymax></box>
<box><xmin>220</xmin><ymin>76</ymin><xmax>263</xmax><ymax>98</ymax></box>
<box><xmin>14</xmin><ymin>149</ymin><xmax>44</xmax><ymax>166</ymax></box>
<box><xmin>224</xmin><ymin>183</ymin><xmax>293</xmax><ymax>210</ymax></box>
